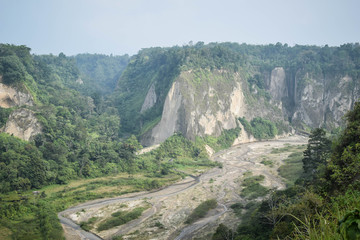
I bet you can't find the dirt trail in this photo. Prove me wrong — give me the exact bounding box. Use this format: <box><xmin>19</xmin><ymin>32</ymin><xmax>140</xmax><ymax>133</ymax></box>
<box><xmin>59</xmin><ymin>135</ymin><xmax>307</xmax><ymax>240</ymax></box>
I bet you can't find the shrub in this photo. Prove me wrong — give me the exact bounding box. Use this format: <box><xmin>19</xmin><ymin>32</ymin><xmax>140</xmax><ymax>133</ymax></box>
<box><xmin>185</xmin><ymin>199</ymin><xmax>217</xmax><ymax>224</ymax></box>
<box><xmin>97</xmin><ymin>207</ymin><xmax>147</xmax><ymax>231</ymax></box>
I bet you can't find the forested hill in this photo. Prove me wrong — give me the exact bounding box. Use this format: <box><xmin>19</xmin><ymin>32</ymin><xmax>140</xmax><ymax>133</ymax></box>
<box><xmin>0</xmin><ymin>44</ymin><xmax>132</xmax><ymax>193</ymax></box>
<box><xmin>74</xmin><ymin>53</ymin><xmax>129</xmax><ymax>96</ymax></box>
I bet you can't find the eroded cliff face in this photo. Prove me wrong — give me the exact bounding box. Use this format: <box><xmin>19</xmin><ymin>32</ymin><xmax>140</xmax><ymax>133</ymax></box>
<box><xmin>0</xmin><ymin>82</ymin><xmax>34</xmax><ymax>108</ymax></box>
<box><xmin>140</xmin><ymin>83</ymin><xmax>157</xmax><ymax>113</ymax></box>
<box><xmin>269</xmin><ymin>67</ymin><xmax>287</xmax><ymax>103</ymax></box>
<box><xmin>141</xmin><ymin>65</ymin><xmax>359</xmax><ymax>146</ymax></box>
<box><xmin>0</xmin><ymin>79</ymin><xmax>41</xmax><ymax>141</ymax></box>
<box><xmin>2</xmin><ymin>108</ymin><xmax>42</xmax><ymax>141</ymax></box>
<box><xmin>141</xmin><ymin>81</ymin><xmax>182</xmax><ymax>145</ymax></box>
<box><xmin>268</xmin><ymin>69</ymin><xmax>359</xmax><ymax>129</ymax></box>
<box><xmin>141</xmin><ymin>69</ymin><xmax>285</xmax><ymax>146</ymax></box>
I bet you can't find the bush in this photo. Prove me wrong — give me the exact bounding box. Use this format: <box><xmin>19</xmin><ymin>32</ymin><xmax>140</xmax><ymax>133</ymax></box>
<box><xmin>239</xmin><ymin>117</ymin><xmax>278</xmax><ymax>139</ymax></box>
<box><xmin>185</xmin><ymin>199</ymin><xmax>217</xmax><ymax>224</ymax></box>
<box><xmin>240</xmin><ymin>175</ymin><xmax>269</xmax><ymax>199</ymax></box>
<box><xmin>97</xmin><ymin>207</ymin><xmax>147</xmax><ymax>231</ymax></box>
<box><xmin>0</xmin><ymin>55</ymin><xmax>26</xmax><ymax>84</ymax></box>
<box><xmin>203</xmin><ymin>127</ymin><xmax>241</xmax><ymax>151</ymax></box>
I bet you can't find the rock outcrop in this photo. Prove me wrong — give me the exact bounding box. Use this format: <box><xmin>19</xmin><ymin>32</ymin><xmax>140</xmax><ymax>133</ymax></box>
<box><xmin>2</xmin><ymin>108</ymin><xmax>42</xmax><ymax>141</ymax></box>
<box><xmin>140</xmin><ymin>65</ymin><xmax>359</xmax><ymax>146</ymax></box>
<box><xmin>268</xmin><ymin>67</ymin><xmax>287</xmax><ymax>103</ymax></box>
<box><xmin>0</xmin><ymin>82</ymin><xmax>34</xmax><ymax>108</ymax></box>
<box><xmin>0</xmin><ymin>79</ymin><xmax>41</xmax><ymax>141</ymax></box>
<box><xmin>271</xmin><ymin>71</ymin><xmax>359</xmax><ymax>129</ymax></box>
<box><xmin>141</xmin><ymin>69</ymin><xmax>285</xmax><ymax>146</ymax></box>
<box><xmin>140</xmin><ymin>83</ymin><xmax>157</xmax><ymax>113</ymax></box>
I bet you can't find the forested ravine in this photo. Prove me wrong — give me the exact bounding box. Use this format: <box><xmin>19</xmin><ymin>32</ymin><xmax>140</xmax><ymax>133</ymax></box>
<box><xmin>59</xmin><ymin>135</ymin><xmax>307</xmax><ymax>240</ymax></box>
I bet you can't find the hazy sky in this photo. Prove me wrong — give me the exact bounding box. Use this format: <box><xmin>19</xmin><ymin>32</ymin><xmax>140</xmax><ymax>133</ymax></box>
<box><xmin>1</xmin><ymin>0</ymin><xmax>359</xmax><ymax>56</ymax></box>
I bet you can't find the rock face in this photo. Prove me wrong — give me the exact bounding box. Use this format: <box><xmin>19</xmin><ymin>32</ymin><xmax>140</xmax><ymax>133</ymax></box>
<box><xmin>268</xmin><ymin>67</ymin><xmax>287</xmax><ymax>103</ymax></box>
<box><xmin>284</xmin><ymin>73</ymin><xmax>359</xmax><ymax>128</ymax></box>
<box><xmin>0</xmin><ymin>80</ymin><xmax>41</xmax><ymax>141</ymax></box>
<box><xmin>141</xmin><ymin>69</ymin><xmax>285</xmax><ymax>146</ymax></box>
<box><xmin>3</xmin><ymin>109</ymin><xmax>42</xmax><ymax>141</ymax></box>
<box><xmin>0</xmin><ymin>83</ymin><xmax>34</xmax><ymax>108</ymax></box>
<box><xmin>140</xmin><ymin>83</ymin><xmax>157</xmax><ymax>113</ymax></box>
<box><xmin>141</xmin><ymin>81</ymin><xmax>182</xmax><ymax>145</ymax></box>
<box><xmin>140</xmin><ymin>65</ymin><xmax>360</xmax><ymax>146</ymax></box>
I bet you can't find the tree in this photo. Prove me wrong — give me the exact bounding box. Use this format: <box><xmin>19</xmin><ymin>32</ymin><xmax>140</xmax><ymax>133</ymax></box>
<box><xmin>301</xmin><ymin>128</ymin><xmax>331</xmax><ymax>183</ymax></box>
<box><xmin>118</xmin><ymin>142</ymin><xmax>137</xmax><ymax>177</ymax></box>
<box><xmin>212</xmin><ymin>224</ymin><xmax>235</xmax><ymax>240</ymax></box>
<box><xmin>0</xmin><ymin>55</ymin><xmax>26</xmax><ymax>84</ymax></box>
<box><xmin>325</xmin><ymin>102</ymin><xmax>360</xmax><ymax>192</ymax></box>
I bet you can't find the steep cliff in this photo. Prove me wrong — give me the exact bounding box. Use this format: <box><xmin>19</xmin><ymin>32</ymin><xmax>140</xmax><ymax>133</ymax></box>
<box><xmin>141</xmin><ymin>69</ymin><xmax>286</xmax><ymax>146</ymax></box>
<box><xmin>140</xmin><ymin>83</ymin><xmax>157</xmax><ymax>113</ymax></box>
<box><xmin>265</xmin><ymin>68</ymin><xmax>359</xmax><ymax>129</ymax></box>
<box><xmin>2</xmin><ymin>108</ymin><xmax>42</xmax><ymax>141</ymax></box>
<box><xmin>0</xmin><ymin>77</ymin><xmax>40</xmax><ymax>140</ymax></box>
<box><xmin>0</xmin><ymin>81</ymin><xmax>34</xmax><ymax>108</ymax></box>
<box><xmin>113</xmin><ymin>43</ymin><xmax>360</xmax><ymax>146</ymax></box>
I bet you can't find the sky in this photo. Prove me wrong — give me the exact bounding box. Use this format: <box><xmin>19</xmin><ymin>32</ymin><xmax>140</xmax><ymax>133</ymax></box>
<box><xmin>1</xmin><ymin>0</ymin><xmax>359</xmax><ymax>56</ymax></box>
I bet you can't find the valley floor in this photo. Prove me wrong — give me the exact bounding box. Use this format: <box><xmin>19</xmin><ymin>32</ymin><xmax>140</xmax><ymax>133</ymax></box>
<box><xmin>59</xmin><ymin>135</ymin><xmax>308</xmax><ymax>240</ymax></box>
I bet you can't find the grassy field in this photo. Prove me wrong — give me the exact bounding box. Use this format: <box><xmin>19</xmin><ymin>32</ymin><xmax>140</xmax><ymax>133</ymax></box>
<box><xmin>275</xmin><ymin>144</ymin><xmax>306</xmax><ymax>186</ymax></box>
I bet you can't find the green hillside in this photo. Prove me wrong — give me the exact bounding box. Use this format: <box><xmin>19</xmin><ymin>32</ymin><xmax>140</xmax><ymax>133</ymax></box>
<box><xmin>74</xmin><ymin>53</ymin><xmax>129</xmax><ymax>96</ymax></box>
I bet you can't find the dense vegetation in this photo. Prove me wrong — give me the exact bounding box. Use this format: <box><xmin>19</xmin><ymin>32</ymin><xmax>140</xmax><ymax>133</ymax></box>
<box><xmin>74</xmin><ymin>53</ymin><xmax>129</xmax><ymax>96</ymax></box>
<box><xmin>239</xmin><ymin>117</ymin><xmax>278</xmax><ymax>139</ymax></box>
<box><xmin>97</xmin><ymin>206</ymin><xmax>148</xmax><ymax>231</ymax></box>
<box><xmin>213</xmin><ymin>103</ymin><xmax>360</xmax><ymax>239</ymax></box>
<box><xmin>197</xmin><ymin>126</ymin><xmax>241</xmax><ymax>152</ymax></box>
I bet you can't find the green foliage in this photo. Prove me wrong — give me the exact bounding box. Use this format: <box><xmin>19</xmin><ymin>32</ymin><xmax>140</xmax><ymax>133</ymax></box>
<box><xmin>0</xmin><ymin>199</ymin><xmax>63</xmax><ymax>240</ymax></box>
<box><xmin>0</xmin><ymin>107</ymin><xmax>12</xmax><ymax>128</ymax></box>
<box><xmin>97</xmin><ymin>206</ymin><xmax>147</xmax><ymax>231</ymax></box>
<box><xmin>185</xmin><ymin>199</ymin><xmax>217</xmax><ymax>224</ymax></box>
<box><xmin>260</xmin><ymin>159</ymin><xmax>274</xmax><ymax>167</ymax></box>
<box><xmin>74</xmin><ymin>53</ymin><xmax>129</xmax><ymax>96</ymax></box>
<box><xmin>0</xmin><ymin>133</ymin><xmax>47</xmax><ymax>192</ymax></box>
<box><xmin>278</xmin><ymin>151</ymin><xmax>304</xmax><ymax>186</ymax></box>
<box><xmin>235</xmin><ymin>200</ymin><xmax>274</xmax><ymax>240</ymax></box>
<box><xmin>240</xmin><ymin>175</ymin><xmax>269</xmax><ymax>200</ymax></box>
<box><xmin>0</xmin><ymin>55</ymin><xmax>26</xmax><ymax>84</ymax></box>
<box><xmin>239</xmin><ymin>117</ymin><xmax>278</xmax><ymax>139</ymax></box>
<box><xmin>155</xmin><ymin>133</ymin><xmax>207</xmax><ymax>160</ymax></box>
<box><xmin>338</xmin><ymin>209</ymin><xmax>360</xmax><ymax>240</ymax></box>
<box><xmin>251</xmin><ymin>117</ymin><xmax>278</xmax><ymax>139</ymax></box>
<box><xmin>230</xmin><ymin>202</ymin><xmax>243</xmax><ymax>217</ymax></box>
<box><xmin>238</xmin><ymin>117</ymin><xmax>253</xmax><ymax>135</ymax></box>
<box><xmin>248</xmin><ymin>74</ymin><xmax>265</xmax><ymax>89</ymax></box>
<box><xmin>326</xmin><ymin>102</ymin><xmax>360</xmax><ymax>192</ymax></box>
<box><xmin>0</xmin><ymin>44</ymin><xmax>33</xmax><ymax>85</ymax></box>
<box><xmin>212</xmin><ymin>223</ymin><xmax>235</xmax><ymax>240</ymax></box>
<box><xmin>301</xmin><ymin>128</ymin><xmax>331</xmax><ymax>183</ymax></box>
<box><xmin>201</xmin><ymin>127</ymin><xmax>241</xmax><ymax>152</ymax></box>
<box><xmin>0</xmin><ymin>47</ymin><xmax>140</xmax><ymax>195</ymax></box>
<box><xmin>80</xmin><ymin>217</ymin><xmax>98</xmax><ymax>231</ymax></box>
